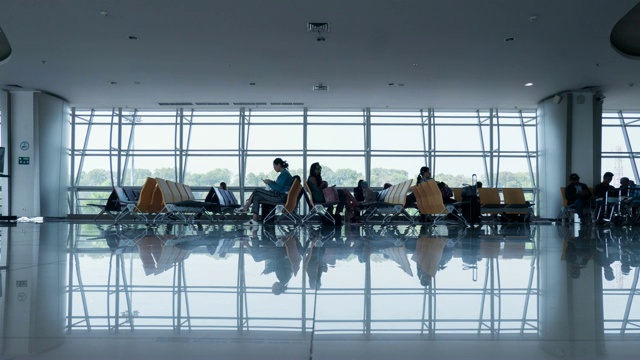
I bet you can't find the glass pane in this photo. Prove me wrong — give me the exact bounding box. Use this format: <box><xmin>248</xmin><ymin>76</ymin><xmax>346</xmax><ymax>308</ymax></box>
<box><xmin>434</xmin><ymin>125</ymin><xmax>481</xmax><ymax>151</ymax></box>
<box><xmin>184</xmin><ymin>155</ymin><xmax>239</xmax><ymax>187</ymax></box>
<box><xmin>246</xmin><ymin>124</ymin><xmax>303</xmax><ymax>150</ymax></box>
<box><xmin>498</xmin><ymin>126</ymin><xmax>527</xmax><ymax>152</ymax></box>
<box><xmin>602</xmin><ymin>126</ymin><xmax>626</xmax><ymax>153</ymax></box>
<box><xmin>188</xmin><ymin>124</ymin><xmax>238</xmax><ymax>149</ymax></box>
<box><xmin>133</xmin><ymin>124</ymin><xmax>176</xmax><ymax>149</ymax></box>
<box><xmin>307</xmin><ymin>124</ymin><xmax>364</xmax><ymax>151</ymax></box>
<box><xmin>371</xmin><ymin>125</ymin><xmax>425</xmax><ymax>151</ymax></box>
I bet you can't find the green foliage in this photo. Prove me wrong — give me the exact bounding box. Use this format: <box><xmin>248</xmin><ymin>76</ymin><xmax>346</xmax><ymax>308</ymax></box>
<box><xmin>325</xmin><ymin>167</ymin><xmax>363</xmax><ymax>187</ymax></box>
<box><xmin>80</xmin><ymin>168</ymin><xmax>111</xmax><ymax>186</ymax></box>
<box><xmin>122</xmin><ymin>168</ymin><xmax>153</xmax><ymax>186</ymax></box>
<box><xmin>370</xmin><ymin>168</ymin><xmax>409</xmax><ymax>188</ymax></box>
<box><xmin>79</xmin><ymin>167</ymin><xmax>534</xmax><ymax>194</ymax></box>
<box><xmin>185</xmin><ymin>168</ymin><xmax>234</xmax><ymax>186</ymax></box>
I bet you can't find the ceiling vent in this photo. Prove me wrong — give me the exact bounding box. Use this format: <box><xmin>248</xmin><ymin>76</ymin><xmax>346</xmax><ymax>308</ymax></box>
<box><xmin>159</xmin><ymin>102</ymin><xmax>193</xmax><ymax>106</ymax></box>
<box><xmin>270</xmin><ymin>102</ymin><xmax>305</xmax><ymax>106</ymax></box>
<box><xmin>195</xmin><ymin>102</ymin><xmax>230</xmax><ymax>106</ymax></box>
<box><xmin>307</xmin><ymin>22</ymin><xmax>330</xmax><ymax>33</ymax></box>
<box><xmin>233</xmin><ymin>102</ymin><xmax>267</xmax><ymax>106</ymax></box>
<box><xmin>313</xmin><ymin>83</ymin><xmax>328</xmax><ymax>91</ymax></box>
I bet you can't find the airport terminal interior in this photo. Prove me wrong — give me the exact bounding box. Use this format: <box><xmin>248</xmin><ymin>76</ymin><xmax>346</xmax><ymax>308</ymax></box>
<box><xmin>2</xmin><ymin>0</ymin><xmax>640</xmax><ymax>359</ymax></box>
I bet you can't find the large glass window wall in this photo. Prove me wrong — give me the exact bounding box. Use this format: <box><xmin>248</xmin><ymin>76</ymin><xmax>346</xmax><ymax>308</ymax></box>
<box><xmin>70</xmin><ymin>108</ymin><xmax>538</xmax><ymax>214</ymax></box>
<box><xmin>602</xmin><ymin>111</ymin><xmax>640</xmax><ymax>185</ymax></box>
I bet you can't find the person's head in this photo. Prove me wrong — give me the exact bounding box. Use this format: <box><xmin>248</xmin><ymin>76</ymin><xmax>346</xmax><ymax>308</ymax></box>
<box><xmin>620</xmin><ymin>177</ymin><xmax>630</xmax><ymax>187</ymax></box>
<box><xmin>603</xmin><ymin>171</ymin><xmax>614</xmax><ymax>184</ymax></box>
<box><xmin>273</xmin><ymin>158</ymin><xmax>289</xmax><ymax>172</ymax></box>
<box><xmin>476</xmin><ymin>181</ymin><xmax>483</xmax><ymax>188</ymax></box>
<box><xmin>419</xmin><ymin>166</ymin><xmax>431</xmax><ymax>179</ymax></box>
<box><xmin>219</xmin><ymin>181</ymin><xmax>227</xmax><ymax>190</ymax></box>
<box><xmin>383</xmin><ymin>183</ymin><xmax>392</xmax><ymax>189</ymax></box>
<box><xmin>569</xmin><ymin>173</ymin><xmax>580</xmax><ymax>184</ymax></box>
<box><xmin>309</xmin><ymin>162</ymin><xmax>322</xmax><ymax>177</ymax></box>
<box><xmin>360</xmin><ymin>180</ymin><xmax>369</xmax><ymax>189</ymax></box>
<box><xmin>604</xmin><ymin>267</ymin><xmax>615</xmax><ymax>281</ymax></box>
<box><xmin>272</xmin><ymin>281</ymin><xmax>288</xmax><ymax>295</ymax></box>
<box><xmin>292</xmin><ymin>175</ymin><xmax>301</xmax><ymax>183</ymax></box>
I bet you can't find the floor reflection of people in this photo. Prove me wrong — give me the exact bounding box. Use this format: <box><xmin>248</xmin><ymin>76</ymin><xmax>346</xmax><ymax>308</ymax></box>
<box><xmin>563</xmin><ymin>233</ymin><xmax>592</xmax><ymax>279</ymax></box>
<box><xmin>244</xmin><ymin>229</ymin><xmax>302</xmax><ymax>295</ymax></box>
<box><xmin>304</xmin><ymin>228</ymin><xmax>355</xmax><ymax>290</ymax></box>
<box><xmin>411</xmin><ymin>235</ymin><xmax>447</xmax><ymax>286</ymax></box>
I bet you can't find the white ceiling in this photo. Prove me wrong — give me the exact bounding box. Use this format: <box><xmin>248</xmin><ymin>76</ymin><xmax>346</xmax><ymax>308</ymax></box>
<box><xmin>1</xmin><ymin>0</ymin><xmax>639</xmax><ymax>110</ymax></box>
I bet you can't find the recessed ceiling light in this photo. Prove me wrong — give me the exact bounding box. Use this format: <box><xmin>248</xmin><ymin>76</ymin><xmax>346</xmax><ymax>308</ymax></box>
<box><xmin>133</xmin><ymin>81</ymin><xmax>141</xmax><ymax>85</ymax></box>
<box><xmin>249</xmin><ymin>82</ymin><xmax>256</xmax><ymax>86</ymax></box>
<box><xmin>388</xmin><ymin>83</ymin><xmax>395</xmax><ymax>86</ymax></box>
<box><xmin>525</xmin><ymin>82</ymin><xmax>533</xmax><ymax>87</ymax></box>
<box><xmin>504</xmin><ymin>37</ymin><xmax>516</xmax><ymax>42</ymax></box>
<box><xmin>128</xmin><ymin>36</ymin><xmax>138</xmax><ymax>40</ymax></box>
<box><xmin>412</xmin><ymin>63</ymin><xmax>418</xmax><ymax>67</ymax></box>
<box><xmin>110</xmin><ymin>81</ymin><xmax>117</xmax><ymax>85</ymax></box>
<box><xmin>100</xmin><ymin>11</ymin><xmax>109</xmax><ymax>17</ymax></box>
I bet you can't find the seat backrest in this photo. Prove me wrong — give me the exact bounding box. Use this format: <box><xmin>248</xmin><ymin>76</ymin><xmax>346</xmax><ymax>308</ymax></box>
<box><xmin>114</xmin><ymin>186</ymin><xmax>128</xmax><ymax>202</ymax></box>
<box><xmin>166</xmin><ymin>180</ymin><xmax>183</xmax><ymax>202</ymax></box>
<box><xmin>383</xmin><ymin>179</ymin><xmax>413</xmax><ymax>206</ymax></box>
<box><xmin>136</xmin><ymin>177</ymin><xmax>159</xmax><ymax>213</ymax></box>
<box><xmin>284</xmin><ymin>178</ymin><xmax>303</xmax><ymax>213</ymax></box>
<box><xmin>183</xmin><ymin>184</ymin><xmax>196</xmax><ymax>201</ymax></box>
<box><xmin>560</xmin><ymin>187</ymin><xmax>568</xmax><ymax>207</ymax></box>
<box><xmin>123</xmin><ymin>187</ymin><xmax>138</xmax><ymax>202</ymax></box>
<box><xmin>214</xmin><ymin>187</ymin><xmax>239</xmax><ymax>206</ymax></box>
<box><xmin>452</xmin><ymin>187</ymin><xmax>463</xmax><ymax>202</ymax></box>
<box><xmin>174</xmin><ymin>182</ymin><xmax>190</xmax><ymax>201</ymax></box>
<box><xmin>478</xmin><ymin>188</ymin><xmax>501</xmax><ymax>205</ymax></box>
<box><xmin>302</xmin><ymin>180</ymin><xmax>316</xmax><ymax>207</ymax></box>
<box><xmin>412</xmin><ymin>180</ymin><xmax>447</xmax><ymax>215</ymax></box>
<box><xmin>502</xmin><ymin>188</ymin><xmax>526</xmax><ymax>205</ymax></box>
<box><xmin>154</xmin><ymin>178</ymin><xmax>176</xmax><ymax>207</ymax></box>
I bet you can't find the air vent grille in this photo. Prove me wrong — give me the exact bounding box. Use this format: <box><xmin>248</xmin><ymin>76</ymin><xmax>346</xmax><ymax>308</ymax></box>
<box><xmin>159</xmin><ymin>102</ymin><xmax>193</xmax><ymax>106</ymax></box>
<box><xmin>233</xmin><ymin>102</ymin><xmax>267</xmax><ymax>106</ymax></box>
<box><xmin>307</xmin><ymin>22</ymin><xmax>330</xmax><ymax>33</ymax></box>
<box><xmin>194</xmin><ymin>102</ymin><xmax>230</xmax><ymax>106</ymax></box>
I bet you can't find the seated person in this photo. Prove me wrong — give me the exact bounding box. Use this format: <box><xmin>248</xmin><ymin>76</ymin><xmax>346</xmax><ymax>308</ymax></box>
<box><xmin>234</xmin><ymin>158</ymin><xmax>293</xmax><ymax>226</ymax></box>
<box><xmin>308</xmin><ymin>162</ymin><xmax>349</xmax><ymax>225</ymax></box>
<box><xmin>594</xmin><ymin>171</ymin><xmax>618</xmax><ymax>221</ymax></box>
<box><xmin>594</xmin><ymin>171</ymin><xmax>616</xmax><ymax>199</ymax></box>
<box><xmin>219</xmin><ymin>181</ymin><xmax>228</xmax><ymax>190</ymax></box>
<box><xmin>564</xmin><ymin>173</ymin><xmax>591</xmax><ymax>222</ymax></box>
<box><xmin>619</xmin><ymin>177</ymin><xmax>636</xmax><ymax>197</ymax></box>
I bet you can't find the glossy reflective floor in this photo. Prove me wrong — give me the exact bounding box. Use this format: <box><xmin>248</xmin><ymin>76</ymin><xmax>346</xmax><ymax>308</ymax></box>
<box><xmin>0</xmin><ymin>221</ymin><xmax>638</xmax><ymax>359</ymax></box>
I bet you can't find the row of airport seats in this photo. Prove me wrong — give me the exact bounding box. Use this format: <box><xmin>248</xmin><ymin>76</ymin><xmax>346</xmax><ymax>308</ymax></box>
<box><xmin>93</xmin><ymin>177</ymin><xmax>532</xmax><ymax>225</ymax></box>
<box><xmin>97</xmin><ymin>177</ymin><xmax>239</xmax><ymax>223</ymax></box>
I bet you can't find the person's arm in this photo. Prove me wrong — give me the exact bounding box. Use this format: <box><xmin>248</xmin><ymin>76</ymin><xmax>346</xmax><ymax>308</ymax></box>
<box><xmin>269</xmin><ymin>170</ymin><xmax>293</xmax><ymax>193</ymax></box>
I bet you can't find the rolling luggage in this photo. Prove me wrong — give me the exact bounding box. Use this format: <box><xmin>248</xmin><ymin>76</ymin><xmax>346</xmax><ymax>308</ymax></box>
<box><xmin>461</xmin><ymin>174</ymin><xmax>481</xmax><ymax>224</ymax></box>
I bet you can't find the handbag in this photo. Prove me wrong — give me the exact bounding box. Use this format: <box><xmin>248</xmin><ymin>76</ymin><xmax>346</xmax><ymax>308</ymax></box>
<box><xmin>322</xmin><ymin>186</ymin><xmax>340</xmax><ymax>203</ymax></box>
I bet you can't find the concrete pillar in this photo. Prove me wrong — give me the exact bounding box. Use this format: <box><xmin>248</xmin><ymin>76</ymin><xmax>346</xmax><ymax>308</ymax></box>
<box><xmin>1</xmin><ymin>90</ymin><xmax>69</xmax><ymax>217</ymax></box>
<box><xmin>538</xmin><ymin>91</ymin><xmax>603</xmax><ymax>218</ymax></box>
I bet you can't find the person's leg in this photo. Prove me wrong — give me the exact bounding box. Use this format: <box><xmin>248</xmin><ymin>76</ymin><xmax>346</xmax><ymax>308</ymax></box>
<box><xmin>249</xmin><ymin>189</ymin><xmax>287</xmax><ymax>222</ymax></box>
<box><xmin>574</xmin><ymin>199</ymin><xmax>584</xmax><ymax>221</ymax></box>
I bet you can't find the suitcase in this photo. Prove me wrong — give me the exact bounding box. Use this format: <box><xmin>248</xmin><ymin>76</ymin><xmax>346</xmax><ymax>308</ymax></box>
<box><xmin>461</xmin><ymin>174</ymin><xmax>481</xmax><ymax>224</ymax></box>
